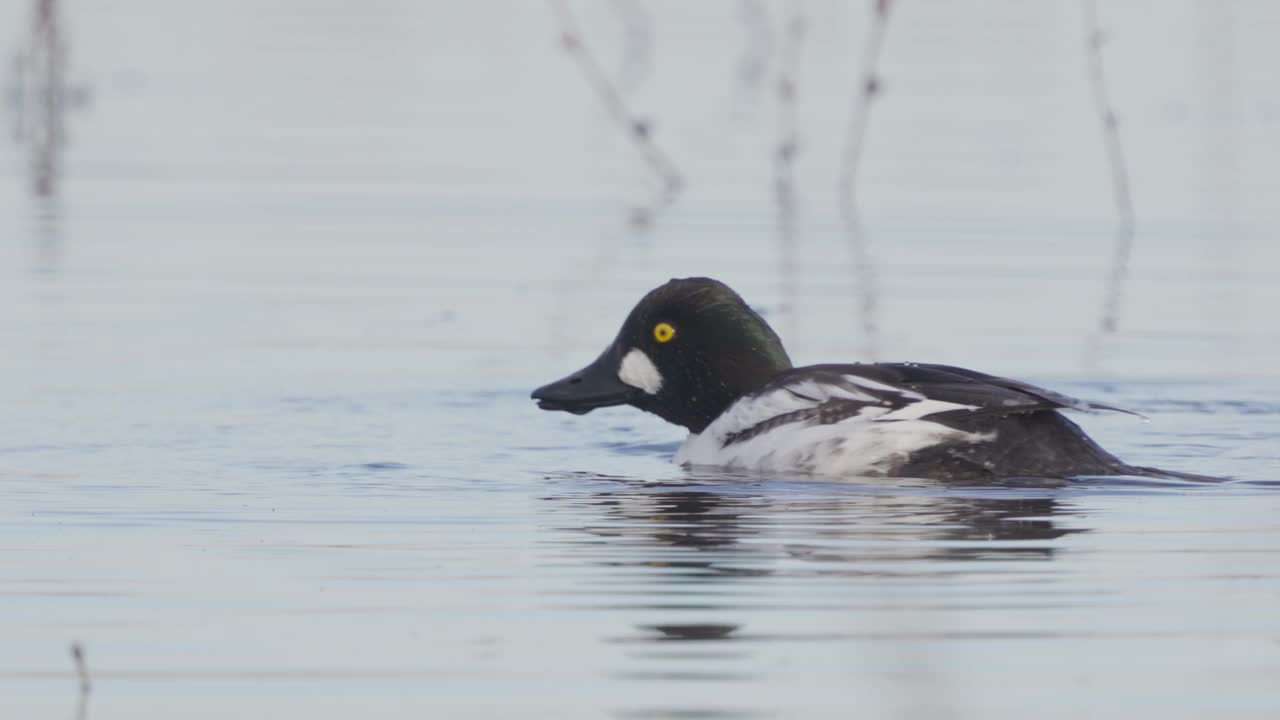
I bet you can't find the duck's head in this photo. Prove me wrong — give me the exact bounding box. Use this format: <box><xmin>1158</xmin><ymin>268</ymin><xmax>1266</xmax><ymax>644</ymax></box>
<box><xmin>531</xmin><ymin>277</ymin><xmax>793</xmax><ymax>433</ymax></box>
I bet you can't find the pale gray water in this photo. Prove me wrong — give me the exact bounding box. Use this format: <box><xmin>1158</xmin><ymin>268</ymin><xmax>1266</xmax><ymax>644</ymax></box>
<box><xmin>2</xmin><ymin>1</ymin><xmax>1280</xmax><ymax>718</ymax></box>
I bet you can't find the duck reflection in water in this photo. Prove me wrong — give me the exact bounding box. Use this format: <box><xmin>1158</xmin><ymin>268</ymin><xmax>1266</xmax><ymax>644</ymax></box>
<box><xmin>541</xmin><ymin>474</ymin><xmax>1088</xmax><ymax>582</ymax></box>
<box><xmin>540</xmin><ymin>473</ymin><xmax>1092</xmax><ymax>688</ymax></box>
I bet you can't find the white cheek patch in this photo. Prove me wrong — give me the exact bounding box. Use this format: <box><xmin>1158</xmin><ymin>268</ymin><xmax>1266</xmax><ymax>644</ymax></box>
<box><xmin>618</xmin><ymin>348</ymin><xmax>663</xmax><ymax>395</ymax></box>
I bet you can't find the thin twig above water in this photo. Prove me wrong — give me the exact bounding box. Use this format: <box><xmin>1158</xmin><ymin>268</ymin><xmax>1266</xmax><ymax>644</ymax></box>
<box><xmin>15</xmin><ymin>0</ymin><xmax>70</xmax><ymax>198</ymax></box>
<box><xmin>548</xmin><ymin>0</ymin><xmax>684</xmax><ymax>227</ymax></box>
<box><xmin>1081</xmin><ymin>0</ymin><xmax>1136</xmax><ymax>368</ymax></box>
<box><xmin>837</xmin><ymin>0</ymin><xmax>894</xmax><ymax>361</ymax></box>
<box><xmin>774</xmin><ymin>0</ymin><xmax>805</xmax><ymax>342</ymax></box>
<box><xmin>71</xmin><ymin>642</ymin><xmax>90</xmax><ymax>720</ymax></box>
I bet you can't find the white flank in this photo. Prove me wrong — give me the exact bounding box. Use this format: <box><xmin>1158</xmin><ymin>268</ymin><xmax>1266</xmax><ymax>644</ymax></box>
<box><xmin>674</xmin><ymin>375</ymin><xmax>990</xmax><ymax>477</ymax></box>
<box><xmin>618</xmin><ymin>348</ymin><xmax>663</xmax><ymax>395</ymax></box>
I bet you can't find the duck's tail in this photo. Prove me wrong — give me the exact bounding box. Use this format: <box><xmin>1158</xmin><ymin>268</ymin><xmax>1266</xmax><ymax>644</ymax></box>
<box><xmin>1120</xmin><ymin>464</ymin><xmax>1230</xmax><ymax>483</ymax></box>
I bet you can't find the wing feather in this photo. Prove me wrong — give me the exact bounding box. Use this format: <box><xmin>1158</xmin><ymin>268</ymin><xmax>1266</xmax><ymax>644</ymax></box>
<box><xmin>750</xmin><ymin>363</ymin><xmax>1140</xmax><ymax>422</ymax></box>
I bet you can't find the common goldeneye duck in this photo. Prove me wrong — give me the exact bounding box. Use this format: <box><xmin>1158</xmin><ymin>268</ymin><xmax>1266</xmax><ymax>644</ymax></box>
<box><xmin>531</xmin><ymin>277</ymin><xmax>1182</xmax><ymax>480</ymax></box>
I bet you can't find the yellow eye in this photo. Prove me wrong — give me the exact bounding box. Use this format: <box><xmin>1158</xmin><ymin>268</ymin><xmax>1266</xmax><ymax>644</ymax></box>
<box><xmin>653</xmin><ymin>322</ymin><xmax>676</xmax><ymax>343</ymax></box>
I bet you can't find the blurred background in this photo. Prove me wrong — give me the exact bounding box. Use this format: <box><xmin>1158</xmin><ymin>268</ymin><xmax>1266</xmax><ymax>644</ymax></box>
<box><xmin>3</xmin><ymin>0</ymin><xmax>1279</xmax><ymax>389</ymax></box>
<box><xmin>3</xmin><ymin>2</ymin><xmax>1280</xmax><ymax>718</ymax></box>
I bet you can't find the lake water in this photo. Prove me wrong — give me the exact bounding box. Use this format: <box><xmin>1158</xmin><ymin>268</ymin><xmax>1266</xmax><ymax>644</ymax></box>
<box><xmin>2</xmin><ymin>1</ymin><xmax>1279</xmax><ymax>718</ymax></box>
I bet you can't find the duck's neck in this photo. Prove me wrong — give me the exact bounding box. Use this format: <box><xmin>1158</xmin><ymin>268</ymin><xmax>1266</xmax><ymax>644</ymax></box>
<box><xmin>639</xmin><ymin>351</ymin><xmax>791</xmax><ymax>435</ymax></box>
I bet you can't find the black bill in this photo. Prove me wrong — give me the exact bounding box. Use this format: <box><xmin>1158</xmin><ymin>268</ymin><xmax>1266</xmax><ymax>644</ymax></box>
<box><xmin>531</xmin><ymin>346</ymin><xmax>640</xmax><ymax>415</ymax></box>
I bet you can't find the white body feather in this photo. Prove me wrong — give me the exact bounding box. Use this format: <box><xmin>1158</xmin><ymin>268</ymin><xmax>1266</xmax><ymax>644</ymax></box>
<box><xmin>674</xmin><ymin>373</ymin><xmax>993</xmax><ymax>476</ymax></box>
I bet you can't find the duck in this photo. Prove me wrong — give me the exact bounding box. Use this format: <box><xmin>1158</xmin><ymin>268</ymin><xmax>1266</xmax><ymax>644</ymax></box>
<box><xmin>531</xmin><ymin>277</ymin><xmax>1194</xmax><ymax>481</ymax></box>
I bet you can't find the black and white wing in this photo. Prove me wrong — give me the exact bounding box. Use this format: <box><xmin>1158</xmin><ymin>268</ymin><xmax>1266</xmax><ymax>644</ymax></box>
<box><xmin>809</xmin><ymin>362</ymin><xmax>1138</xmax><ymax>419</ymax></box>
<box><xmin>679</xmin><ymin>363</ymin><xmax>1153</xmax><ymax>479</ymax></box>
<box><xmin>720</xmin><ymin>362</ymin><xmax>1133</xmax><ymax>434</ymax></box>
